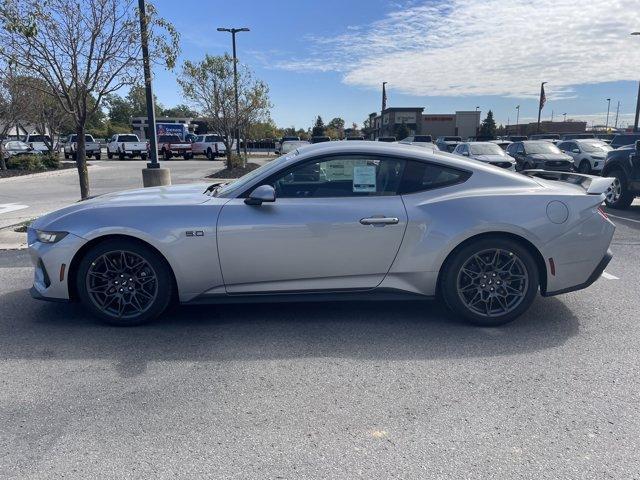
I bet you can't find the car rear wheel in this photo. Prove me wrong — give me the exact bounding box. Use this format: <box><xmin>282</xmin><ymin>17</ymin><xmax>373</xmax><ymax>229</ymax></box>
<box><xmin>163</xmin><ymin>149</ymin><xmax>171</xmax><ymax>160</ymax></box>
<box><xmin>76</xmin><ymin>239</ymin><xmax>173</xmax><ymax>326</ymax></box>
<box><xmin>441</xmin><ymin>237</ymin><xmax>539</xmax><ymax>326</ymax></box>
<box><xmin>604</xmin><ymin>169</ymin><xmax>634</xmax><ymax>209</ymax></box>
<box><xmin>107</xmin><ymin>149</ymin><xmax>113</xmax><ymax>159</ymax></box>
<box><xmin>206</xmin><ymin>148</ymin><xmax>213</xmax><ymax>160</ymax></box>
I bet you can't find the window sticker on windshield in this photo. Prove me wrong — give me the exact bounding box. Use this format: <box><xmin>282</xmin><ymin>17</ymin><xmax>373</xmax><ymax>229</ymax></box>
<box><xmin>353</xmin><ymin>165</ymin><xmax>376</xmax><ymax>192</ymax></box>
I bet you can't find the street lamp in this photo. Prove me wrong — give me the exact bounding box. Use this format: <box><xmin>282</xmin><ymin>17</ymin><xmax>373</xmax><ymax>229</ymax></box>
<box><xmin>515</xmin><ymin>105</ymin><xmax>520</xmax><ymax>134</ymax></box>
<box><xmin>217</xmin><ymin>27</ymin><xmax>250</xmax><ymax>155</ymax></box>
<box><xmin>563</xmin><ymin>112</ymin><xmax>567</xmax><ymax>122</ymax></box>
<box><xmin>605</xmin><ymin>98</ymin><xmax>611</xmax><ymax>131</ymax></box>
<box><xmin>632</xmin><ymin>32</ymin><xmax>640</xmax><ymax>132</ymax></box>
<box><xmin>475</xmin><ymin>106</ymin><xmax>480</xmax><ymax>111</ymax></box>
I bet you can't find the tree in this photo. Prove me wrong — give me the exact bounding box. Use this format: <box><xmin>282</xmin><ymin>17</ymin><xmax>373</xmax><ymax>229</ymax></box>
<box><xmin>327</xmin><ymin>117</ymin><xmax>345</xmax><ymax>139</ymax></box>
<box><xmin>0</xmin><ymin>69</ymin><xmax>28</xmax><ymax>170</ymax></box>
<box><xmin>161</xmin><ymin>104</ymin><xmax>198</xmax><ymax>118</ymax></box>
<box><xmin>248</xmin><ymin>119</ymin><xmax>279</xmax><ymax>140</ymax></box>
<box><xmin>312</xmin><ymin>115</ymin><xmax>325</xmax><ymax>137</ymax></box>
<box><xmin>0</xmin><ymin>0</ymin><xmax>179</xmax><ymax>198</ymax></box>
<box><xmin>394</xmin><ymin>122</ymin><xmax>410</xmax><ymax>140</ymax></box>
<box><xmin>479</xmin><ymin>110</ymin><xmax>497</xmax><ymax>138</ymax></box>
<box><xmin>178</xmin><ymin>54</ymin><xmax>271</xmax><ymax>168</ymax></box>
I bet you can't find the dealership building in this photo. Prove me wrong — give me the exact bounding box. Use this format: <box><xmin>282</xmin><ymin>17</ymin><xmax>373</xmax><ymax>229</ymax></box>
<box><xmin>368</xmin><ymin>108</ymin><xmax>481</xmax><ymax>140</ymax></box>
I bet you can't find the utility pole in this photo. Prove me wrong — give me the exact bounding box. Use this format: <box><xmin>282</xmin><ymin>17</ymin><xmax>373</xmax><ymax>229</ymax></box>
<box><xmin>217</xmin><ymin>27</ymin><xmax>250</xmax><ymax>156</ymax></box>
<box><xmin>515</xmin><ymin>105</ymin><xmax>520</xmax><ymax>135</ymax></box>
<box><xmin>605</xmin><ymin>98</ymin><xmax>611</xmax><ymax>131</ymax></box>
<box><xmin>633</xmin><ymin>32</ymin><xmax>640</xmax><ymax>131</ymax></box>
<box><xmin>536</xmin><ymin>82</ymin><xmax>547</xmax><ymax>134</ymax></box>
<box><xmin>138</xmin><ymin>0</ymin><xmax>170</xmax><ymax>187</ymax></box>
<box><xmin>551</xmin><ymin>110</ymin><xmax>554</xmax><ymax>122</ymax></box>
<box><xmin>614</xmin><ymin>100</ymin><xmax>620</xmax><ymax>129</ymax></box>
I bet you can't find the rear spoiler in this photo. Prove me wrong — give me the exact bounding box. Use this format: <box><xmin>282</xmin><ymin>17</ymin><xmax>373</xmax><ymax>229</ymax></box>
<box><xmin>522</xmin><ymin>170</ymin><xmax>614</xmax><ymax>195</ymax></box>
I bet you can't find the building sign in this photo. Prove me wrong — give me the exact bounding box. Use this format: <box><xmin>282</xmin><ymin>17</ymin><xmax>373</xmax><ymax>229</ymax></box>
<box><xmin>423</xmin><ymin>115</ymin><xmax>455</xmax><ymax>122</ymax></box>
<box><xmin>395</xmin><ymin>112</ymin><xmax>417</xmax><ymax>124</ymax></box>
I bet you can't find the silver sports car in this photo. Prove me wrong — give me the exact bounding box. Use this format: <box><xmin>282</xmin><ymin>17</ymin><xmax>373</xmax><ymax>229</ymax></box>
<box><xmin>28</xmin><ymin>142</ymin><xmax>615</xmax><ymax>327</ymax></box>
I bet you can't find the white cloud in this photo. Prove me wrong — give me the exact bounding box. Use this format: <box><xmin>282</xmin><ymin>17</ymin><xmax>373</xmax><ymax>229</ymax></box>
<box><xmin>278</xmin><ymin>0</ymin><xmax>640</xmax><ymax>98</ymax></box>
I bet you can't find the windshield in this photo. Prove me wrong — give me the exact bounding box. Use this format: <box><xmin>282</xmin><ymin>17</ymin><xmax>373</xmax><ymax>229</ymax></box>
<box><xmin>581</xmin><ymin>141</ymin><xmax>612</xmax><ymax>153</ymax></box>
<box><xmin>158</xmin><ymin>135</ymin><xmax>181</xmax><ymax>143</ymax></box>
<box><xmin>28</xmin><ymin>135</ymin><xmax>50</xmax><ymax>142</ymax></box>
<box><xmin>213</xmin><ymin>153</ymin><xmax>298</xmax><ymax>197</ymax></box>
<box><xmin>470</xmin><ymin>143</ymin><xmax>505</xmax><ymax>155</ymax></box>
<box><xmin>526</xmin><ymin>142</ymin><xmax>562</xmax><ymax>154</ymax></box>
<box><xmin>118</xmin><ymin>135</ymin><xmax>139</xmax><ymax>142</ymax></box>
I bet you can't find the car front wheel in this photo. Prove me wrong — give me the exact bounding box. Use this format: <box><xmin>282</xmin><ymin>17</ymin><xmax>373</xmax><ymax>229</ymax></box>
<box><xmin>441</xmin><ymin>237</ymin><xmax>539</xmax><ymax>326</ymax></box>
<box><xmin>76</xmin><ymin>239</ymin><xmax>174</xmax><ymax>326</ymax></box>
<box><xmin>578</xmin><ymin>160</ymin><xmax>591</xmax><ymax>173</ymax></box>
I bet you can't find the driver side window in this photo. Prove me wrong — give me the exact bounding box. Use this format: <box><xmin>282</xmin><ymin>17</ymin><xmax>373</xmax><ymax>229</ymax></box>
<box><xmin>271</xmin><ymin>155</ymin><xmax>406</xmax><ymax>198</ymax></box>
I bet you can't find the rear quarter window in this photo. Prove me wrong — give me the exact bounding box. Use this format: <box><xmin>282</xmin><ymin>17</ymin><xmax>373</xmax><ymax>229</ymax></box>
<box><xmin>399</xmin><ymin>160</ymin><xmax>470</xmax><ymax>194</ymax></box>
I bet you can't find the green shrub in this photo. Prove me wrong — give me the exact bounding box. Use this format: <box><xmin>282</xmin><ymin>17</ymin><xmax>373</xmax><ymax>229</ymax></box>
<box><xmin>41</xmin><ymin>153</ymin><xmax>60</xmax><ymax>169</ymax></box>
<box><xmin>6</xmin><ymin>155</ymin><xmax>44</xmax><ymax>171</ymax></box>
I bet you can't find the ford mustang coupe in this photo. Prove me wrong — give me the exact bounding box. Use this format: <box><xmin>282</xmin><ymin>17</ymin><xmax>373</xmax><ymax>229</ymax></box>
<box><xmin>28</xmin><ymin>142</ymin><xmax>615</xmax><ymax>327</ymax></box>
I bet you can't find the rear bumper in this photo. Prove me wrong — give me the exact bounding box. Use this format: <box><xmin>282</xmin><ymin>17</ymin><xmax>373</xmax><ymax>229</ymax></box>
<box><xmin>543</xmin><ymin>249</ymin><xmax>612</xmax><ymax>296</ymax></box>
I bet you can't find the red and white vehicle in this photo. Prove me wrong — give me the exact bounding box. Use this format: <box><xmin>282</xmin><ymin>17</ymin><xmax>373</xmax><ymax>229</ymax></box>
<box><xmin>157</xmin><ymin>134</ymin><xmax>193</xmax><ymax>160</ymax></box>
<box><xmin>191</xmin><ymin>134</ymin><xmax>226</xmax><ymax>159</ymax></box>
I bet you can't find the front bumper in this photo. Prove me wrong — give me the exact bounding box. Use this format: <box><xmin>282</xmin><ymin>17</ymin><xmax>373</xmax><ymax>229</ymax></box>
<box><xmin>28</xmin><ymin>232</ymin><xmax>87</xmax><ymax>301</ymax></box>
<box><xmin>543</xmin><ymin>249</ymin><xmax>612</xmax><ymax>296</ymax></box>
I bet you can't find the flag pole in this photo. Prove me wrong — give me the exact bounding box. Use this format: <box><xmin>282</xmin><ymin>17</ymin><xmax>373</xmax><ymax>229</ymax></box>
<box><xmin>537</xmin><ymin>82</ymin><xmax>547</xmax><ymax>134</ymax></box>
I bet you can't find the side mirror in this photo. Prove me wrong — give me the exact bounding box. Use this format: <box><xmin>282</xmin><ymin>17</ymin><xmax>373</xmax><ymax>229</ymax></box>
<box><xmin>245</xmin><ymin>184</ymin><xmax>276</xmax><ymax>206</ymax></box>
<box><xmin>572</xmin><ymin>148</ymin><xmax>580</xmax><ymax>154</ymax></box>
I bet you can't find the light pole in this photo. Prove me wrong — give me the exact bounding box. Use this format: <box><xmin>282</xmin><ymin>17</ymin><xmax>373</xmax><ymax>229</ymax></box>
<box><xmin>632</xmin><ymin>32</ymin><xmax>640</xmax><ymax>132</ymax></box>
<box><xmin>563</xmin><ymin>112</ymin><xmax>567</xmax><ymax>122</ymax></box>
<box><xmin>515</xmin><ymin>105</ymin><xmax>520</xmax><ymax>134</ymax></box>
<box><xmin>138</xmin><ymin>0</ymin><xmax>170</xmax><ymax>187</ymax></box>
<box><xmin>218</xmin><ymin>27</ymin><xmax>250</xmax><ymax>156</ymax></box>
<box><xmin>475</xmin><ymin>106</ymin><xmax>480</xmax><ymax>111</ymax></box>
<box><xmin>605</xmin><ymin>98</ymin><xmax>611</xmax><ymax>131</ymax></box>
<box><xmin>614</xmin><ymin>100</ymin><xmax>620</xmax><ymax>129</ymax></box>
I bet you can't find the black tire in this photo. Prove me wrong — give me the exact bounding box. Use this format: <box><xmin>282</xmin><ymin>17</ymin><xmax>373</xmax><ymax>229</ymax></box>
<box><xmin>440</xmin><ymin>236</ymin><xmax>539</xmax><ymax>327</ymax></box>
<box><xmin>141</xmin><ymin>154</ymin><xmax>147</xmax><ymax>161</ymax></box>
<box><xmin>206</xmin><ymin>148</ymin><xmax>213</xmax><ymax>160</ymax></box>
<box><xmin>76</xmin><ymin>239</ymin><xmax>174</xmax><ymax>326</ymax></box>
<box><xmin>604</xmin><ymin>168</ymin><xmax>634</xmax><ymax>209</ymax></box>
<box><xmin>118</xmin><ymin>150</ymin><xmax>125</xmax><ymax>160</ymax></box>
<box><xmin>163</xmin><ymin>149</ymin><xmax>171</xmax><ymax>160</ymax></box>
<box><xmin>72</xmin><ymin>151</ymin><xmax>77</xmax><ymax>160</ymax></box>
<box><xmin>107</xmin><ymin>149</ymin><xmax>113</xmax><ymax>159</ymax></box>
<box><xmin>94</xmin><ymin>154</ymin><xmax>101</xmax><ymax>160</ymax></box>
<box><xmin>578</xmin><ymin>160</ymin><xmax>591</xmax><ymax>174</ymax></box>
<box><xmin>64</xmin><ymin>152</ymin><xmax>70</xmax><ymax>159</ymax></box>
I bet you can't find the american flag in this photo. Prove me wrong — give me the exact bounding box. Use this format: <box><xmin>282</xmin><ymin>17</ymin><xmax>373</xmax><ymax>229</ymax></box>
<box><xmin>539</xmin><ymin>83</ymin><xmax>547</xmax><ymax>110</ymax></box>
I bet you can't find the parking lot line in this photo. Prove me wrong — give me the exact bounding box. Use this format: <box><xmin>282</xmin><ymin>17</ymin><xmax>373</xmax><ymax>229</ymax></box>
<box><xmin>607</xmin><ymin>213</ymin><xmax>640</xmax><ymax>225</ymax></box>
<box><xmin>601</xmin><ymin>271</ymin><xmax>619</xmax><ymax>280</ymax></box>
<box><xmin>0</xmin><ymin>203</ymin><xmax>29</xmax><ymax>215</ymax></box>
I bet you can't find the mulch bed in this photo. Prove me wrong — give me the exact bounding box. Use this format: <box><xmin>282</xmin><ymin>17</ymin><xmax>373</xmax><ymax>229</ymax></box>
<box><xmin>206</xmin><ymin>162</ymin><xmax>261</xmax><ymax>179</ymax></box>
<box><xmin>0</xmin><ymin>162</ymin><xmax>77</xmax><ymax>179</ymax></box>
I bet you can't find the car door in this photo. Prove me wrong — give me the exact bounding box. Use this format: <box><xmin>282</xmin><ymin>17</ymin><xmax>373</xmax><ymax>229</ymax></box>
<box><xmin>217</xmin><ymin>154</ymin><xmax>409</xmax><ymax>293</ymax></box>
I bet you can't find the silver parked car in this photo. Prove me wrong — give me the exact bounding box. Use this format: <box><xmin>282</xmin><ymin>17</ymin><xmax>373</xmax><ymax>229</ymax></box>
<box><xmin>453</xmin><ymin>142</ymin><xmax>516</xmax><ymax>170</ymax></box>
<box><xmin>28</xmin><ymin>142</ymin><xmax>615</xmax><ymax>327</ymax></box>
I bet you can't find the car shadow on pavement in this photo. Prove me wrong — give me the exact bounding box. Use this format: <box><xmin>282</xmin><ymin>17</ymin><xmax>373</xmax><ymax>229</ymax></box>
<box><xmin>1</xmin><ymin>288</ymin><xmax>579</xmax><ymax>377</ymax></box>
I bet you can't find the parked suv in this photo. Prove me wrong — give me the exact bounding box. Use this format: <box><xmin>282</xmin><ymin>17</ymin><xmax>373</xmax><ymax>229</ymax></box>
<box><xmin>453</xmin><ymin>142</ymin><xmax>516</xmax><ymax>170</ymax></box>
<box><xmin>601</xmin><ymin>141</ymin><xmax>640</xmax><ymax>209</ymax></box>
<box><xmin>435</xmin><ymin>136</ymin><xmax>461</xmax><ymax>152</ymax></box>
<box><xmin>610</xmin><ymin>133</ymin><xmax>640</xmax><ymax>150</ymax></box>
<box><xmin>506</xmin><ymin>140</ymin><xmax>574</xmax><ymax>171</ymax></box>
<box><xmin>63</xmin><ymin>134</ymin><xmax>101</xmax><ymax>159</ymax></box>
<box><xmin>557</xmin><ymin>139</ymin><xmax>612</xmax><ymax>173</ymax></box>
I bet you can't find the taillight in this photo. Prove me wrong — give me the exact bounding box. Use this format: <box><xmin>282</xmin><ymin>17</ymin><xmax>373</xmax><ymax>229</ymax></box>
<box><xmin>597</xmin><ymin>206</ymin><xmax>608</xmax><ymax>220</ymax></box>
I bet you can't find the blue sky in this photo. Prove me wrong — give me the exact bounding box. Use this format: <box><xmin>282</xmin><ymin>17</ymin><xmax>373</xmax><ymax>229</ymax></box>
<box><xmin>150</xmin><ymin>0</ymin><xmax>640</xmax><ymax>130</ymax></box>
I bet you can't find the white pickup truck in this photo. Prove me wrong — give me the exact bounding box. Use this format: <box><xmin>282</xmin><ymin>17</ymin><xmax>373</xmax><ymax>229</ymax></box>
<box><xmin>23</xmin><ymin>134</ymin><xmax>53</xmax><ymax>153</ymax></box>
<box><xmin>191</xmin><ymin>134</ymin><xmax>227</xmax><ymax>159</ymax></box>
<box><xmin>63</xmin><ymin>134</ymin><xmax>101</xmax><ymax>159</ymax></box>
<box><xmin>106</xmin><ymin>134</ymin><xmax>148</xmax><ymax>160</ymax></box>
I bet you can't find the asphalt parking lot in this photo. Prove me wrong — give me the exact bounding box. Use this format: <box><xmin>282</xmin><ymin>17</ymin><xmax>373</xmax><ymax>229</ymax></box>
<box><xmin>0</xmin><ymin>202</ymin><xmax>639</xmax><ymax>478</ymax></box>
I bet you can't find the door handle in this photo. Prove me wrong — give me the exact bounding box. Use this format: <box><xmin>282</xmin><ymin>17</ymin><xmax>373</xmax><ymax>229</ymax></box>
<box><xmin>360</xmin><ymin>216</ymin><xmax>399</xmax><ymax>226</ymax></box>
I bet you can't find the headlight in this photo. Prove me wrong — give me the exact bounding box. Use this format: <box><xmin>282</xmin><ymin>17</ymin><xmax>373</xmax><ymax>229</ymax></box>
<box><xmin>35</xmin><ymin>230</ymin><xmax>68</xmax><ymax>243</ymax></box>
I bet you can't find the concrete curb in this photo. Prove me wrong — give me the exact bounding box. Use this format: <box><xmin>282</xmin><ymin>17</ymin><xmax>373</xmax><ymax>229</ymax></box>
<box><xmin>0</xmin><ymin>228</ymin><xmax>27</xmax><ymax>250</ymax></box>
<box><xmin>0</xmin><ymin>163</ymin><xmax>97</xmax><ymax>184</ymax></box>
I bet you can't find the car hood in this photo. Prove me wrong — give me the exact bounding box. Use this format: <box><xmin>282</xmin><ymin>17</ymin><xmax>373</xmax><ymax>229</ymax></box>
<box><xmin>471</xmin><ymin>154</ymin><xmax>514</xmax><ymax>163</ymax></box>
<box><xmin>32</xmin><ymin>183</ymin><xmax>212</xmax><ymax>230</ymax></box>
<box><xmin>528</xmin><ymin>153</ymin><xmax>573</xmax><ymax>161</ymax></box>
